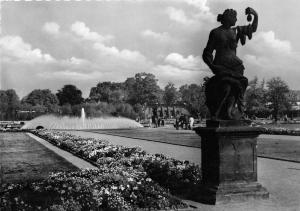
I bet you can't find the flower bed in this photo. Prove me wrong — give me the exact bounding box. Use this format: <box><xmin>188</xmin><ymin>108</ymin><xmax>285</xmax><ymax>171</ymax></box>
<box><xmin>262</xmin><ymin>127</ymin><xmax>300</xmax><ymax>136</ymax></box>
<box><xmin>1</xmin><ymin>168</ymin><xmax>187</xmax><ymax>210</ymax></box>
<box><xmin>1</xmin><ymin>130</ymin><xmax>202</xmax><ymax>210</ymax></box>
<box><xmin>252</xmin><ymin>121</ymin><xmax>300</xmax><ymax>136</ymax></box>
<box><xmin>32</xmin><ymin>130</ymin><xmax>202</xmax><ymax>196</ymax></box>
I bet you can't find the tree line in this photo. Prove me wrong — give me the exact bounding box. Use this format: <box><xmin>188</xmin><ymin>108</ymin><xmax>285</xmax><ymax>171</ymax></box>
<box><xmin>0</xmin><ymin>73</ymin><xmax>297</xmax><ymax>121</ymax></box>
<box><xmin>245</xmin><ymin>76</ymin><xmax>297</xmax><ymax>121</ymax></box>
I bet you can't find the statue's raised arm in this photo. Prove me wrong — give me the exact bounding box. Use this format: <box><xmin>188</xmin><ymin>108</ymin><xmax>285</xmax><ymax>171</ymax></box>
<box><xmin>236</xmin><ymin>7</ymin><xmax>258</xmax><ymax>45</ymax></box>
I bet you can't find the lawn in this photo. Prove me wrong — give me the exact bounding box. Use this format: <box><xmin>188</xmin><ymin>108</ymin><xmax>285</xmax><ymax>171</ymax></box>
<box><xmin>0</xmin><ymin>132</ymin><xmax>78</xmax><ymax>183</ymax></box>
<box><xmin>84</xmin><ymin>127</ymin><xmax>201</xmax><ymax>148</ymax></box>
<box><xmin>257</xmin><ymin>136</ymin><xmax>300</xmax><ymax>162</ymax></box>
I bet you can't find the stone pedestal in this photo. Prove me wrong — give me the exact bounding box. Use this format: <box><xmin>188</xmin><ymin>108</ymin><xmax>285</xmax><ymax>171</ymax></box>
<box><xmin>193</xmin><ymin>120</ymin><xmax>269</xmax><ymax>204</ymax></box>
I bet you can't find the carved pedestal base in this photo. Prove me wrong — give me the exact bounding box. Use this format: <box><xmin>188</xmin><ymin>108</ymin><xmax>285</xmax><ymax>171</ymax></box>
<box><xmin>194</xmin><ymin>120</ymin><xmax>269</xmax><ymax>204</ymax></box>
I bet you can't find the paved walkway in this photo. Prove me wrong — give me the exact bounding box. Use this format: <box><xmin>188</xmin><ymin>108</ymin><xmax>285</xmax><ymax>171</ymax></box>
<box><xmin>27</xmin><ymin>133</ymin><xmax>97</xmax><ymax>170</ymax></box>
<box><xmin>68</xmin><ymin>130</ymin><xmax>300</xmax><ymax>211</ymax></box>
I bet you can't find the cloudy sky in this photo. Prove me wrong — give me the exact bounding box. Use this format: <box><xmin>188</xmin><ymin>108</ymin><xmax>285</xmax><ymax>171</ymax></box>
<box><xmin>1</xmin><ymin>0</ymin><xmax>300</xmax><ymax>98</ymax></box>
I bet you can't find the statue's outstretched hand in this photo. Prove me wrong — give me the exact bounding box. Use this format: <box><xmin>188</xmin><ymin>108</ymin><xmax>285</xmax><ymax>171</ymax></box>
<box><xmin>245</xmin><ymin>7</ymin><xmax>257</xmax><ymax>16</ymax></box>
<box><xmin>245</xmin><ymin>7</ymin><xmax>258</xmax><ymax>32</ymax></box>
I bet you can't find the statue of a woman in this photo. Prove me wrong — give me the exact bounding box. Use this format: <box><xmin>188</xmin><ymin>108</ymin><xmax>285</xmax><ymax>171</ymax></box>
<box><xmin>203</xmin><ymin>7</ymin><xmax>258</xmax><ymax>120</ymax></box>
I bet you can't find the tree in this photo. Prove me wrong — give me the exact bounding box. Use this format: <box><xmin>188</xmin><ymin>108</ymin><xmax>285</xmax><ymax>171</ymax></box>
<box><xmin>266</xmin><ymin>77</ymin><xmax>290</xmax><ymax>122</ymax></box>
<box><xmin>89</xmin><ymin>82</ymin><xmax>125</xmax><ymax>103</ymax></box>
<box><xmin>114</xmin><ymin>103</ymin><xmax>137</xmax><ymax>119</ymax></box>
<box><xmin>126</xmin><ymin>73</ymin><xmax>162</xmax><ymax>106</ymax></box>
<box><xmin>133</xmin><ymin>103</ymin><xmax>144</xmax><ymax>118</ymax></box>
<box><xmin>21</xmin><ymin>89</ymin><xmax>59</xmax><ymax>113</ymax></box>
<box><xmin>0</xmin><ymin>90</ymin><xmax>9</xmax><ymax>120</ymax></box>
<box><xmin>244</xmin><ymin>77</ymin><xmax>269</xmax><ymax>118</ymax></box>
<box><xmin>56</xmin><ymin>85</ymin><xmax>84</xmax><ymax>106</ymax></box>
<box><xmin>163</xmin><ymin>82</ymin><xmax>178</xmax><ymax>117</ymax></box>
<box><xmin>179</xmin><ymin>83</ymin><xmax>207</xmax><ymax>118</ymax></box>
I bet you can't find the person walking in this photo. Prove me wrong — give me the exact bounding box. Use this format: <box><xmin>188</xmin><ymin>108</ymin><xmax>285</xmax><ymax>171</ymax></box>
<box><xmin>189</xmin><ymin>116</ymin><xmax>195</xmax><ymax>130</ymax></box>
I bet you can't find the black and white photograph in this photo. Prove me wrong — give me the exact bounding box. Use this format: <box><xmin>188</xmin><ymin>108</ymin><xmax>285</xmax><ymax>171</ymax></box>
<box><xmin>1</xmin><ymin>0</ymin><xmax>300</xmax><ymax>210</ymax></box>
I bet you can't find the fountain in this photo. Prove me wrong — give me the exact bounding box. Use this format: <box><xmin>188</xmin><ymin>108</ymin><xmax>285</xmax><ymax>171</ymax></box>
<box><xmin>22</xmin><ymin>108</ymin><xmax>143</xmax><ymax>130</ymax></box>
<box><xmin>81</xmin><ymin>107</ymin><xmax>85</xmax><ymax>128</ymax></box>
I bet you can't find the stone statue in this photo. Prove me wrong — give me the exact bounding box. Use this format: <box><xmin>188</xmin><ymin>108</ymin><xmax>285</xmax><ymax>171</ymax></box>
<box><xmin>203</xmin><ymin>7</ymin><xmax>258</xmax><ymax>120</ymax></box>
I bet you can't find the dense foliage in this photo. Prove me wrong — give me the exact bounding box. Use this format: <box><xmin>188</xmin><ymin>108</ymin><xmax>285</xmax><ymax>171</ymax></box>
<box><xmin>261</xmin><ymin>126</ymin><xmax>300</xmax><ymax>136</ymax></box>
<box><xmin>266</xmin><ymin>77</ymin><xmax>291</xmax><ymax>121</ymax></box>
<box><xmin>56</xmin><ymin>85</ymin><xmax>84</xmax><ymax>106</ymax></box>
<box><xmin>244</xmin><ymin>77</ymin><xmax>269</xmax><ymax>118</ymax></box>
<box><xmin>163</xmin><ymin>83</ymin><xmax>178</xmax><ymax>117</ymax></box>
<box><xmin>1</xmin><ymin>74</ymin><xmax>298</xmax><ymax>121</ymax></box>
<box><xmin>89</xmin><ymin>81</ymin><xmax>125</xmax><ymax>104</ymax></box>
<box><xmin>21</xmin><ymin>89</ymin><xmax>59</xmax><ymax>113</ymax></box>
<box><xmin>244</xmin><ymin>77</ymin><xmax>294</xmax><ymax>120</ymax></box>
<box><xmin>179</xmin><ymin>83</ymin><xmax>207</xmax><ymax>118</ymax></box>
<box><xmin>1</xmin><ymin>169</ymin><xmax>187</xmax><ymax>210</ymax></box>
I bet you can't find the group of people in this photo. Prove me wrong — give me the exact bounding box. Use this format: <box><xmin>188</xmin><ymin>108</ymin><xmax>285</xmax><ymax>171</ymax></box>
<box><xmin>142</xmin><ymin>114</ymin><xmax>195</xmax><ymax>129</ymax></box>
<box><xmin>174</xmin><ymin>114</ymin><xmax>195</xmax><ymax>130</ymax></box>
<box><xmin>151</xmin><ymin>116</ymin><xmax>165</xmax><ymax>128</ymax></box>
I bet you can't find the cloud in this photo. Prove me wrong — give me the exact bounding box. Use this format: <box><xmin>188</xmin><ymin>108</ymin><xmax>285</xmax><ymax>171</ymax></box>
<box><xmin>183</xmin><ymin>0</ymin><xmax>210</xmax><ymax>12</ymax></box>
<box><xmin>71</xmin><ymin>21</ymin><xmax>113</xmax><ymax>43</ymax></box>
<box><xmin>0</xmin><ymin>36</ymin><xmax>55</xmax><ymax>64</ymax></box>
<box><xmin>152</xmin><ymin>64</ymin><xmax>209</xmax><ymax>87</ymax></box>
<box><xmin>93</xmin><ymin>42</ymin><xmax>147</xmax><ymax>62</ymax></box>
<box><xmin>165</xmin><ymin>0</ymin><xmax>214</xmax><ymax>25</ymax></box>
<box><xmin>42</xmin><ymin>22</ymin><xmax>60</xmax><ymax>35</ymax></box>
<box><xmin>141</xmin><ymin>30</ymin><xmax>171</xmax><ymax>42</ymax></box>
<box><xmin>38</xmin><ymin>70</ymin><xmax>101</xmax><ymax>81</ymax></box>
<box><xmin>241</xmin><ymin>31</ymin><xmax>300</xmax><ymax>89</ymax></box>
<box><xmin>243</xmin><ymin>31</ymin><xmax>296</xmax><ymax>65</ymax></box>
<box><xmin>70</xmin><ymin>21</ymin><xmax>148</xmax><ymax>63</ymax></box>
<box><xmin>247</xmin><ymin>31</ymin><xmax>292</xmax><ymax>54</ymax></box>
<box><xmin>166</xmin><ymin>7</ymin><xmax>196</xmax><ymax>25</ymax></box>
<box><xmin>62</xmin><ymin>57</ymin><xmax>91</xmax><ymax>66</ymax></box>
<box><xmin>0</xmin><ymin>35</ymin><xmax>94</xmax><ymax>69</ymax></box>
<box><xmin>183</xmin><ymin>0</ymin><xmax>214</xmax><ymax>22</ymax></box>
<box><xmin>164</xmin><ymin>53</ymin><xmax>204</xmax><ymax>71</ymax></box>
<box><xmin>151</xmin><ymin>52</ymin><xmax>209</xmax><ymax>87</ymax></box>
<box><xmin>243</xmin><ymin>55</ymin><xmax>268</xmax><ymax>69</ymax></box>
